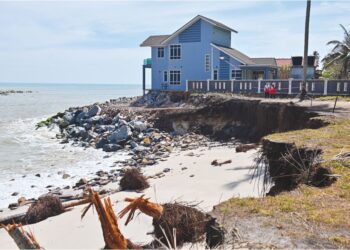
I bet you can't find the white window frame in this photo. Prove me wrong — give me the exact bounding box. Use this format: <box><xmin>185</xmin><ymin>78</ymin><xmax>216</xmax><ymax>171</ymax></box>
<box><xmin>169</xmin><ymin>44</ymin><xmax>181</xmax><ymax>60</ymax></box>
<box><xmin>157</xmin><ymin>47</ymin><xmax>164</xmax><ymax>58</ymax></box>
<box><xmin>169</xmin><ymin>70</ymin><xmax>181</xmax><ymax>85</ymax></box>
<box><xmin>231</xmin><ymin>69</ymin><xmax>242</xmax><ymax>80</ymax></box>
<box><xmin>205</xmin><ymin>54</ymin><xmax>210</xmax><ymax>72</ymax></box>
<box><xmin>163</xmin><ymin>71</ymin><xmax>168</xmax><ymax>82</ymax></box>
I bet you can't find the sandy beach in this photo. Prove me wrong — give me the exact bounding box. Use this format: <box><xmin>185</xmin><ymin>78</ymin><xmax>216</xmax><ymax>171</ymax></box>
<box><xmin>0</xmin><ymin>145</ymin><xmax>261</xmax><ymax>249</ymax></box>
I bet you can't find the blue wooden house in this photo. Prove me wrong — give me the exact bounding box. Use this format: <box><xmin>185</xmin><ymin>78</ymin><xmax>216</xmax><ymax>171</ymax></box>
<box><xmin>141</xmin><ymin>15</ymin><xmax>278</xmax><ymax>91</ymax></box>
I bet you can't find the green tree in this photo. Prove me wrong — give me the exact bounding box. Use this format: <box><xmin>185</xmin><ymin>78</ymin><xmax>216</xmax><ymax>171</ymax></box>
<box><xmin>322</xmin><ymin>24</ymin><xmax>350</xmax><ymax>79</ymax></box>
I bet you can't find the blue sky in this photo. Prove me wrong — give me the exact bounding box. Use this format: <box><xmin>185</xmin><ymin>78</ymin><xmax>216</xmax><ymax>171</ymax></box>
<box><xmin>0</xmin><ymin>0</ymin><xmax>349</xmax><ymax>84</ymax></box>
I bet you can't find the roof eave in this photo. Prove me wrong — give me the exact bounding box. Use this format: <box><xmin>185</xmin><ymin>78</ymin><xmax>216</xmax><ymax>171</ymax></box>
<box><xmin>240</xmin><ymin>65</ymin><xmax>278</xmax><ymax>68</ymax></box>
<box><xmin>210</xmin><ymin>43</ymin><xmax>249</xmax><ymax>65</ymax></box>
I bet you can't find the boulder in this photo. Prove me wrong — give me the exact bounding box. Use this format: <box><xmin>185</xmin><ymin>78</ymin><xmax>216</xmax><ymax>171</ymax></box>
<box><xmin>17</xmin><ymin>197</ymin><xmax>27</xmax><ymax>206</ymax></box>
<box><xmin>75</xmin><ymin>110</ymin><xmax>88</xmax><ymax>124</ymax></box>
<box><xmin>58</xmin><ymin>118</ymin><xmax>69</xmax><ymax>128</ymax></box>
<box><xmin>129</xmin><ymin>140</ymin><xmax>138</xmax><ymax>149</ymax></box>
<box><xmin>107</xmin><ymin>125</ymin><xmax>131</xmax><ymax>143</ymax></box>
<box><xmin>87</xmin><ymin>105</ymin><xmax>101</xmax><ymax>117</ymax></box>
<box><xmin>76</xmin><ymin>178</ymin><xmax>88</xmax><ymax>187</ymax></box>
<box><xmin>87</xmin><ymin>115</ymin><xmax>103</xmax><ymax>124</ymax></box>
<box><xmin>131</xmin><ymin>121</ymin><xmax>147</xmax><ymax>132</ymax></box>
<box><xmin>68</xmin><ymin>126</ymin><xmax>87</xmax><ymax>139</ymax></box>
<box><xmin>62</xmin><ymin>173</ymin><xmax>70</xmax><ymax>179</ymax></box>
<box><xmin>103</xmin><ymin>144</ymin><xmax>122</xmax><ymax>152</ymax></box>
<box><xmin>96</xmin><ymin>137</ymin><xmax>109</xmax><ymax>149</ymax></box>
<box><xmin>63</xmin><ymin>112</ymin><xmax>74</xmax><ymax>124</ymax></box>
<box><xmin>118</xmin><ymin>119</ymin><xmax>128</xmax><ymax>127</ymax></box>
<box><xmin>8</xmin><ymin>203</ymin><xmax>18</xmax><ymax>210</ymax></box>
<box><xmin>133</xmin><ymin>145</ymin><xmax>149</xmax><ymax>153</ymax></box>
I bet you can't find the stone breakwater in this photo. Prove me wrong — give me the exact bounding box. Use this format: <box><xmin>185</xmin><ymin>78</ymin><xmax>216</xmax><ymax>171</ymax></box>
<box><xmin>3</xmin><ymin>99</ymin><xmax>212</xmax><ymax>211</ymax></box>
<box><xmin>0</xmin><ymin>90</ymin><xmax>32</xmax><ymax>96</ymax></box>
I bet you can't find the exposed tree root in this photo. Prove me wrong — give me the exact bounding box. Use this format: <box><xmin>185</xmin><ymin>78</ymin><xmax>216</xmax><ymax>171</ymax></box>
<box><xmin>119</xmin><ymin>168</ymin><xmax>150</xmax><ymax>191</ymax></box>
<box><xmin>119</xmin><ymin>195</ymin><xmax>225</xmax><ymax>248</ymax></box>
<box><xmin>24</xmin><ymin>195</ymin><xmax>65</xmax><ymax>224</ymax></box>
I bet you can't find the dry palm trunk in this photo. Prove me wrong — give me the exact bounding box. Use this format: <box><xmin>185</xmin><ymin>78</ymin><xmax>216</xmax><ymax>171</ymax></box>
<box><xmin>82</xmin><ymin>188</ymin><xmax>139</xmax><ymax>249</ymax></box>
<box><xmin>3</xmin><ymin>224</ymin><xmax>41</xmax><ymax>249</ymax></box>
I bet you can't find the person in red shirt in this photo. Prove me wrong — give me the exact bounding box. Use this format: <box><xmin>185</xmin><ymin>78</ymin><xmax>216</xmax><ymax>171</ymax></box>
<box><xmin>269</xmin><ymin>84</ymin><xmax>276</xmax><ymax>98</ymax></box>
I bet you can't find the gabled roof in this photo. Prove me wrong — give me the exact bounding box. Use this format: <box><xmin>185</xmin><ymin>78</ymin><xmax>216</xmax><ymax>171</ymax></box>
<box><xmin>211</xmin><ymin>44</ymin><xmax>278</xmax><ymax>68</ymax></box>
<box><xmin>276</xmin><ymin>58</ymin><xmax>292</xmax><ymax>67</ymax></box>
<box><xmin>251</xmin><ymin>58</ymin><xmax>277</xmax><ymax>67</ymax></box>
<box><xmin>140</xmin><ymin>35</ymin><xmax>171</xmax><ymax>47</ymax></box>
<box><xmin>140</xmin><ymin>15</ymin><xmax>237</xmax><ymax>47</ymax></box>
<box><xmin>211</xmin><ymin>43</ymin><xmax>255</xmax><ymax>65</ymax></box>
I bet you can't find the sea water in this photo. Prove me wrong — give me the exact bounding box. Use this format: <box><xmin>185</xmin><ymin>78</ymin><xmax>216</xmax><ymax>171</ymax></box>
<box><xmin>0</xmin><ymin>83</ymin><xmax>141</xmax><ymax>208</ymax></box>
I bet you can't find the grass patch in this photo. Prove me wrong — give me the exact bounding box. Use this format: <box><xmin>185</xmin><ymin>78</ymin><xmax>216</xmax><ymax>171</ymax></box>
<box><xmin>315</xmin><ymin>96</ymin><xmax>350</xmax><ymax>102</ymax></box>
<box><xmin>217</xmin><ymin>116</ymin><xmax>350</xmax><ymax>246</ymax></box>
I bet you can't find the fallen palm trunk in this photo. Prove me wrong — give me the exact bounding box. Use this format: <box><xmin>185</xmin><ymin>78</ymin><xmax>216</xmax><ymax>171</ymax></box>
<box><xmin>3</xmin><ymin>224</ymin><xmax>41</xmax><ymax>249</ymax></box>
<box><xmin>63</xmin><ymin>198</ymin><xmax>90</xmax><ymax>209</ymax></box>
<box><xmin>0</xmin><ymin>213</ymin><xmax>27</xmax><ymax>227</ymax></box>
<box><xmin>119</xmin><ymin>195</ymin><xmax>225</xmax><ymax>248</ymax></box>
<box><xmin>82</xmin><ymin>188</ymin><xmax>140</xmax><ymax>249</ymax></box>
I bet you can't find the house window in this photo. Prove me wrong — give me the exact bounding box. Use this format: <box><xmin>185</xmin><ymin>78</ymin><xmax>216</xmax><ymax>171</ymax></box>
<box><xmin>213</xmin><ymin>70</ymin><xmax>218</xmax><ymax>80</ymax></box>
<box><xmin>344</xmin><ymin>82</ymin><xmax>348</xmax><ymax>92</ymax></box>
<box><xmin>169</xmin><ymin>70</ymin><xmax>181</xmax><ymax>85</ymax></box>
<box><xmin>231</xmin><ymin>70</ymin><xmax>242</xmax><ymax>80</ymax></box>
<box><xmin>205</xmin><ymin>54</ymin><xmax>210</xmax><ymax>72</ymax></box>
<box><xmin>157</xmin><ymin>48</ymin><xmax>164</xmax><ymax>58</ymax></box>
<box><xmin>163</xmin><ymin>71</ymin><xmax>168</xmax><ymax>82</ymax></box>
<box><xmin>170</xmin><ymin>45</ymin><xmax>181</xmax><ymax>59</ymax></box>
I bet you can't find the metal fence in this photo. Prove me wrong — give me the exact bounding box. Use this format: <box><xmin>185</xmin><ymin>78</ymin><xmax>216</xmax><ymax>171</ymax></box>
<box><xmin>186</xmin><ymin>79</ymin><xmax>350</xmax><ymax>96</ymax></box>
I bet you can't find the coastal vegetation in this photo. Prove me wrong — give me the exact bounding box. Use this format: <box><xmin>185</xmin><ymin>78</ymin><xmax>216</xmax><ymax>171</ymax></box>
<box><xmin>322</xmin><ymin>24</ymin><xmax>350</xmax><ymax>79</ymax></box>
<box><xmin>215</xmin><ymin>116</ymin><xmax>350</xmax><ymax>247</ymax></box>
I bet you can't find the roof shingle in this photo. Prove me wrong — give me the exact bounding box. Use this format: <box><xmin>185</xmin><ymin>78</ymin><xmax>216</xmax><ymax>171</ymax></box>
<box><xmin>140</xmin><ymin>35</ymin><xmax>171</xmax><ymax>47</ymax></box>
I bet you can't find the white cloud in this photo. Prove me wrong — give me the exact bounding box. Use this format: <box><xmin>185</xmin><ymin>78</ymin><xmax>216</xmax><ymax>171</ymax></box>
<box><xmin>0</xmin><ymin>0</ymin><xmax>349</xmax><ymax>83</ymax></box>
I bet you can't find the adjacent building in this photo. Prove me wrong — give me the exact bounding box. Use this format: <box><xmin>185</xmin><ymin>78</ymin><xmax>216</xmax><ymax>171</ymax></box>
<box><xmin>140</xmin><ymin>15</ymin><xmax>314</xmax><ymax>91</ymax></box>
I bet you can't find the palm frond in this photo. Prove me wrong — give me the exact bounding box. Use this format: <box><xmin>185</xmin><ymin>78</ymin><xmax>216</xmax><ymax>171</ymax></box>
<box><xmin>327</xmin><ymin>40</ymin><xmax>342</xmax><ymax>46</ymax></box>
<box><xmin>339</xmin><ymin>24</ymin><xmax>350</xmax><ymax>40</ymax></box>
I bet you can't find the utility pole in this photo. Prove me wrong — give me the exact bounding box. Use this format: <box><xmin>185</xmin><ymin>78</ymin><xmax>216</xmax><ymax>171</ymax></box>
<box><xmin>301</xmin><ymin>0</ymin><xmax>311</xmax><ymax>99</ymax></box>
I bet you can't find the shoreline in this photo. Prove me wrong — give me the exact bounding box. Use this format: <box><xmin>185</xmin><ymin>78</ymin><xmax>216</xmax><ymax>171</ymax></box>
<box><xmin>0</xmin><ymin>144</ymin><xmax>262</xmax><ymax>249</ymax></box>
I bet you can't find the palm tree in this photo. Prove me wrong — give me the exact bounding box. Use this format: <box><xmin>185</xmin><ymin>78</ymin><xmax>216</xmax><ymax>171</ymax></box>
<box><xmin>322</xmin><ymin>24</ymin><xmax>350</xmax><ymax>79</ymax></box>
<box><xmin>302</xmin><ymin>0</ymin><xmax>312</xmax><ymax>92</ymax></box>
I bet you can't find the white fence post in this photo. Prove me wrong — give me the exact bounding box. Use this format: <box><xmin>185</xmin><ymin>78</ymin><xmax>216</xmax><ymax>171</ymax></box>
<box><xmin>288</xmin><ymin>78</ymin><xmax>292</xmax><ymax>95</ymax></box>
<box><xmin>186</xmin><ymin>80</ymin><xmax>188</xmax><ymax>92</ymax></box>
<box><xmin>324</xmin><ymin>79</ymin><xmax>328</xmax><ymax>96</ymax></box>
<box><xmin>231</xmin><ymin>80</ymin><xmax>234</xmax><ymax>92</ymax></box>
<box><xmin>207</xmin><ymin>79</ymin><xmax>210</xmax><ymax>92</ymax></box>
<box><xmin>258</xmin><ymin>79</ymin><xmax>261</xmax><ymax>94</ymax></box>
